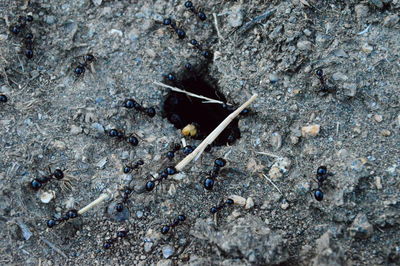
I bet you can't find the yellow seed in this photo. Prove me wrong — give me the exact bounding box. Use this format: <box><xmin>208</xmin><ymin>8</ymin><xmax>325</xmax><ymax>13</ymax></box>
<box><xmin>182</xmin><ymin>124</ymin><xmax>197</xmax><ymax>137</ymax></box>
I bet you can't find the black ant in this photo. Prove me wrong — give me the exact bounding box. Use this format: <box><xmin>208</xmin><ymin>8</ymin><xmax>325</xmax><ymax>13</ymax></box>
<box><xmin>24</xmin><ymin>32</ymin><xmax>34</xmax><ymax>59</ymax></box>
<box><xmin>46</xmin><ymin>209</ymin><xmax>79</xmax><ymax>228</ymax></box>
<box><xmin>210</xmin><ymin>198</ymin><xmax>234</xmax><ymax>214</ymax></box>
<box><xmin>123</xmin><ymin>159</ymin><xmax>144</xmax><ymax>174</ymax></box>
<box><xmin>145</xmin><ymin>166</ymin><xmax>178</xmax><ymax>192</ymax></box>
<box><xmin>74</xmin><ymin>54</ymin><xmax>95</xmax><ymax>77</ymax></box>
<box><xmin>115</xmin><ymin>187</ymin><xmax>134</xmax><ymax>212</ymax></box>
<box><xmin>30</xmin><ymin>167</ymin><xmax>68</xmax><ymax>190</ymax></box>
<box><xmin>0</xmin><ymin>94</ymin><xmax>8</xmax><ymax>103</ymax></box>
<box><xmin>184</xmin><ymin>1</ymin><xmax>207</xmax><ymax>21</ymax></box>
<box><xmin>221</xmin><ymin>103</ymin><xmax>250</xmax><ymax>116</ymax></box>
<box><xmin>189</xmin><ymin>39</ymin><xmax>212</xmax><ymax>59</ymax></box>
<box><xmin>313</xmin><ymin>166</ymin><xmax>332</xmax><ymax>201</ymax></box>
<box><xmin>161</xmin><ymin>214</ymin><xmax>186</xmax><ymax>234</ymax></box>
<box><xmin>183</xmin><ymin>145</ymin><xmax>195</xmax><ymax>155</ymax></box>
<box><xmin>9</xmin><ymin>15</ymin><xmax>33</xmax><ymax>36</ymax></box>
<box><xmin>203</xmin><ymin>158</ymin><xmax>226</xmax><ymax>190</ymax></box>
<box><xmin>123</xmin><ymin>98</ymin><xmax>156</xmax><ymax>118</ymax></box>
<box><xmin>166</xmin><ymin>143</ymin><xmax>181</xmax><ymax>160</ymax></box>
<box><xmin>162</xmin><ymin>18</ymin><xmax>186</xmax><ymax>39</ymax></box>
<box><xmin>315</xmin><ymin>69</ymin><xmax>335</xmax><ymax>93</ymax></box>
<box><xmin>106</xmin><ymin>128</ymin><xmax>139</xmax><ymax>146</ymax></box>
<box><xmin>103</xmin><ymin>230</ymin><xmax>129</xmax><ymax>249</ymax></box>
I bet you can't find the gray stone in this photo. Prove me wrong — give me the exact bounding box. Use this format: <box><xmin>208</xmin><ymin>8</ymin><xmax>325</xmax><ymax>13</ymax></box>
<box><xmin>332</xmin><ymin>72</ymin><xmax>348</xmax><ymax>82</ymax></box>
<box><xmin>162</xmin><ymin>245</ymin><xmax>175</xmax><ymax>259</ymax></box>
<box><xmin>312</xmin><ymin>231</ymin><xmax>345</xmax><ymax>266</ymax></box>
<box><xmin>343</xmin><ymin>83</ymin><xmax>357</xmax><ymax>97</ymax></box>
<box><xmin>355</xmin><ymin>5</ymin><xmax>369</xmax><ymax>20</ymax></box>
<box><xmin>369</xmin><ymin>0</ymin><xmax>384</xmax><ymax>8</ymax></box>
<box><xmin>348</xmin><ymin>213</ymin><xmax>374</xmax><ymax>239</ymax></box>
<box><xmin>227</xmin><ymin>5</ymin><xmax>244</xmax><ymax>28</ymax></box>
<box><xmin>16</xmin><ymin>220</ymin><xmax>33</xmax><ymax>240</ymax></box>
<box><xmin>297</xmin><ymin>40</ymin><xmax>313</xmax><ymax>51</ymax></box>
<box><xmin>383</xmin><ymin>14</ymin><xmax>399</xmax><ymax>27</ymax></box>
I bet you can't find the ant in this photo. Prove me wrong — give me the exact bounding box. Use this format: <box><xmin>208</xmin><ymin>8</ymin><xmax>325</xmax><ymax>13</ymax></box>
<box><xmin>103</xmin><ymin>230</ymin><xmax>129</xmax><ymax>249</ymax></box>
<box><xmin>161</xmin><ymin>214</ymin><xmax>186</xmax><ymax>234</ymax></box>
<box><xmin>162</xmin><ymin>18</ymin><xmax>186</xmax><ymax>39</ymax></box>
<box><xmin>30</xmin><ymin>167</ymin><xmax>68</xmax><ymax>190</ymax></box>
<box><xmin>145</xmin><ymin>166</ymin><xmax>178</xmax><ymax>192</ymax></box>
<box><xmin>183</xmin><ymin>145</ymin><xmax>195</xmax><ymax>155</ymax></box>
<box><xmin>106</xmin><ymin>128</ymin><xmax>139</xmax><ymax>146</ymax></box>
<box><xmin>189</xmin><ymin>39</ymin><xmax>212</xmax><ymax>59</ymax></box>
<box><xmin>315</xmin><ymin>69</ymin><xmax>335</xmax><ymax>94</ymax></box>
<box><xmin>24</xmin><ymin>32</ymin><xmax>34</xmax><ymax>59</ymax></box>
<box><xmin>74</xmin><ymin>54</ymin><xmax>95</xmax><ymax>77</ymax></box>
<box><xmin>123</xmin><ymin>98</ymin><xmax>156</xmax><ymax>118</ymax></box>
<box><xmin>123</xmin><ymin>159</ymin><xmax>144</xmax><ymax>174</ymax></box>
<box><xmin>46</xmin><ymin>209</ymin><xmax>79</xmax><ymax>228</ymax></box>
<box><xmin>210</xmin><ymin>198</ymin><xmax>234</xmax><ymax>214</ymax></box>
<box><xmin>9</xmin><ymin>15</ymin><xmax>33</xmax><ymax>36</ymax></box>
<box><xmin>0</xmin><ymin>94</ymin><xmax>8</xmax><ymax>103</ymax></box>
<box><xmin>166</xmin><ymin>143</ymin><xmax>181</xmax><ymax>160</ymax></box>
<box><xmin>184</xmin><ymin>1</ymin><xmax>207</xmax><ymax>21</ymax></box>
<box><xmin>115</xmin><ymin>187</ymin><xmax>134</xmax><ymax>212</ymax></box>
<box><xmin>203</xmin><ymin>158</ymin><xmax>227</xmax><ymax>190</ymax></box>
<box><xmin>221</xmin><ymin>103</ymin><xmax>250</xmax><ymax>116</ymax></box>
<box><xmin>312</xmin><ymin>166</ymin><xmax>332</xmax><ymax>201</ymax></box>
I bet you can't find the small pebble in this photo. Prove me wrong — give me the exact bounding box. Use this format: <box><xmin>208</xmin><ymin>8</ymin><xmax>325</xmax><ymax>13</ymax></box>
<box><xmin>269</xmin><ymin>73</ymin><xmax>279</xmax><ymax>83</ymax></box>
<box><xmin>383</xmin><ymin>14</ymin><xmax>399</xmax><ymax>27</ymax></box>
<box><xmin>381</xmin><ymin>129</ymin><xmax>391</xmax><ymax>137</ymax></box>
<box><xmin>297</xmin><ymin>40</ymin><xmax>313</xmax><ymax>51</ymax></box>
<box><xmin>136</xmin><ymin>210</ymin><xmax>144</xmax><ymax>218</ymax></box>
<box><xmin>144</xmin><ymin>242</ymin><xmax>154</xmax><ymax>253</ymax></box>
<box><xmin>373</xmin><ymin>114</ymin><xmax>383</xmax><ymax>123</ymax></box>
<box><xmin>375</xmin><ymin>176</ymin><xmax>383</xmax><ymax>190</ymax></box>
<box><xmin>301</xmin><ymin>125</ymin><xmax>320</xmax><ymax>138</ymax></box>
<box><xmin>228</xmin><ymin>195</ymin><xmax>246</xmax><ymax>207</ymax></box>
<box><xmin>245</xmin><ymin>197</ymin><xmax>255</xmax><ymax>209</ymax></box>
<box><xmin>270</xmin><ymin>132</ymin><xmax>282</xmax><ymax>151</ymax></box>
<box><xmin>332</xmin><ymin>72</ymin><xmax>348</xmax><ymax>81</ymax></box>
<box><xmin>361</xmin><ymin>43</ymin><xmax>373</xmax><ymax>54</ymax></box>
<box><xmin>70</xmin><ymin>125</ymin><xmax>82</xmax><ymax>135</ymax></box>
<box><xmin>40</xmin><ymin>191</ymin><xmax>55</xmax><ymax>203</ymax></box>
<box><xmin>162</xmin><ymin>245</ymin><xmax>175</xmax><ymax>259</ymax></box>
<box><xmin>227</xmin><ymin>5</ymin><xmax>244</xmax><ymax>27</ymax></box>
<box><xmin>348</xmin><ymin>213</ymin><xmax>374</xmax><ymax>239</ymax></box>
<box><xmin>280</xmin><ymin>200</ymin><xmax>289</xmax><ymax>210</ymax></box>
<box><xmin>92</xmin><ymin>0</ymin><xmax>102</xmax><ymax>6</ymax></box>
<box><xmin>16</xmin><ymin>220</ymin><xmax>33</xmax><ymax>240</ymax></box>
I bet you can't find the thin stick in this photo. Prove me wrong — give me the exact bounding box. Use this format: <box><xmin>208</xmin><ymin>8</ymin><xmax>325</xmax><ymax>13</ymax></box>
<box><xmin>78</xmin><ymin>193</ymin><xmax>110</xmax><ymax>215</ymax></box>
<box><xmin>177</xmin><ymin>94</ymin><xmax>258</xmax><ymax>166</ymax></box>
<box><xmin>153</xmin><ymin>81</ymin><xmax>229</xmax><ymax>105</ymax></box>
<box><xmin>262</xmin><ymin>174</ymin><xmax>283</xmax><ymax>195</ymax></box>
<box><xmin>40</xmin><ymin>237</ymin><xmax>68</xmax><ymax>258</ymax></box>
<box><xmin>237</xmin><ymin>9</ymin><xmax>276</xmax><ymax>35</ymax></box>
<box><xmin>213</xmin><ymin>13</ymin><xmax>223</xmax><ymax>43</ymax></box>
<box><xmin>76</xmin><ymin>94</ymin><xmax>258</xmax><ymax>215</ymax></box>
<box><xmin>255</xmin><ymin>151</ymin><xmax>280</xmax><ymax>158</ymax></box>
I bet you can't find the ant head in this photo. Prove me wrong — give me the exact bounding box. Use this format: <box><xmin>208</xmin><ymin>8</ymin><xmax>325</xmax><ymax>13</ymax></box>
<box><xmin>0</xmin><ymin>94</ymin><xmax>8</xmax><ymax>103</ymax></box>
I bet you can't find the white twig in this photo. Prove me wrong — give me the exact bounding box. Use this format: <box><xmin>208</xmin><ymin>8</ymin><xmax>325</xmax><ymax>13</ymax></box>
<box><xmin>75</xmin><ymin>94</ymin><xmax>258</xmax><ymax>216</ymax></box>
<box><xmin>213</xmin><ymin>13</ymin><xmax>223</xmax><ymax>43</ymax></box>
<box><xmin>255</xmin><ymin>151</ymin><xmax>280</xmax><ymax>158</ymax></box>
<box><xmin>78</xmin><ymin>193</ymin><xmax>110</xmax><ymax>215</ymax></box>
<box><xmin>262</xmin><ymin>174</ymin><xmax>283</xmax><ymax>195</ymax></box>
<box><xmin>153</xmin><ymin>81</ymin><xmax>229</xmax><ymax>105</ymax></box>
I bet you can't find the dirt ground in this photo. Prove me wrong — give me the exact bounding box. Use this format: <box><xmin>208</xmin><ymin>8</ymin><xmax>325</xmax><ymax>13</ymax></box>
<box><xmin>1</xmin><ymin>0</ymin><xmax>399</xmax><ymax>265</ymax></box>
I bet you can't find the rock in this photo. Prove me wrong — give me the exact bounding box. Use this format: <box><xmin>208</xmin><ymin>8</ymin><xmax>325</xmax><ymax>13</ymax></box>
<box><xmin>95</xmin><ymin>157</ymin><xmax>108</xmax><ymax>169</ymax></box>
<box><xmin>297</xmin><ymin>40</ymin><xmax>313</xmax><ymax>51</ymax></box>
<box><xmin>311</xmin><ymin>231</ymin><xmax>345</xmax><ymax>266</ymax></box>
<box><xmin>280</xmin><ymin>200</ymin><xmax>289</xmax><ymax>210</ymax></box>
<box><xmin>45</xmin><ymin>15</ymin><xmax>57</xmax><ymax>25</ymax></box>
<box><xmin>144</xmin><ymin>242</ymin><xmax>154</xmax><ymax>253</ymax></box>
<box><xmin>40</xmin><ymin>191</ymin><xmax>55</xmax><ymax>203</ymax></box>
<box><xmin>245</xmin><ymin>197</ymin><xmax>255</xmax><ymax>209</ymax></box>
<box><xmin>269</xmin><ymin>157</ymin><xmax>291</xmax><ymax>179</ymax></box>
<box><xmin>301</xmin><ymin>125</ymin><xmax>320</xmax><ymax>138</ymax></box>
<box><xmin>383</xmin><ymin>14</ymin><xmax>399</xmax><ymax>27</ymax></box>
<box><xmin>355</xmin><ymin>5</ymin><xmax>369</xmax><ymax>20</ymax></box>
<box><xmin>369</xmin><ymin>0</ymin><xmax>384</xmax><ymax>8</ymax></box>
<box><xmin>375</xmin><ymin>176</ymin><xmax>383</xmax><ymax>189</ymax></box>
<box><xmin>373</xmin><ymin>114</ymin><xmax>383</xmax><ymax>123</ymax></box>
<box><xmin>269</xmin><ymin>73</ymin><xmax>279</xmax><ymax>84</ymax></box>
<box><xmin>269</xmin><ymin>25</ymin><xmax>283</xmax><ymax>40</ymax></box>
<box><xmin>303</xmin><ymin>29</ymin><xmax>312</xmax><ymax>36</ymax></box>
<box><xmin>16</xmin><ymin>220</ymin><xmax>33</xmax><ymax>240</ymax></box>
<box><xmin>197</xmin><ymin>215</ymin><xmax>288</xmax><ymax>264</ymax></box>
<box><xmin>109</xmin><ymin>29</ymin><xmax>123</xmax><ymax>37</ymax></box>
<box><xmin>162</xmin><ymin>245</ymin><xmax>175</xmax><ymax>259</ymax></box>
<box><xmin>156</xmin><ymin>260</ymin><xmax>172</xmax><ymax>266</ymax></box>
<box><xmin>136</xmin><ymin>210</ymin><xmax>144</xmax><ymax>218</ymax></box>
<box><xmin>227</xmin><ymin>5</ymin><xmax>244</xmax><ymax>28</ymax></box>
<box><xmin>70</xmin><ymin>125</ymin><xmax>82</xmax><ymax>135</ymax></box>
<box><xmin>92</xmin><ymin>0</ymin><xmax>102</xmax><ymax>6</ymax></box>
<box><xmin>381</xmin><ymin>129</ymin><xmax>391</xmax><ymax>136</ymax></box>
<box><xmin>332</xmin><ymin>72</ymin><xmax>348</xmax><ymax>81</ymax></box>
<box><xmin>361</xmin><ymin>43</ymin><xmax>373</xmax><ymax>54</ymax></box>
<box><xmin>348</xmin><ymin>213</ymin><xmax>374</xmax><ymax>239</ymax></box>
<box><xmin>91</xmin><ymin>122</ymin><xmax>104</xmax><ymax>132</ymax></box>
<box><xmin>343</xmin><ymin>83</ymin><xmax>357</xmax><ymax>97</ymax></box>
<box><xmin>229</xmin><ymin>195</ymin><xmax>246</xmax><ymax>207</ymax></box>
<box><xmin>270</xmin><ymin>132</ymin><xmax>282</xmax><ymax>151</ymax></box>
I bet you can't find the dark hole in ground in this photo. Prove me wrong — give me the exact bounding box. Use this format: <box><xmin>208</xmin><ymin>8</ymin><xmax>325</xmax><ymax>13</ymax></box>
<box><xmin>163</xmin><ymin>65</ymin><xmax>240</xmax><ymax>146</ymax></box>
